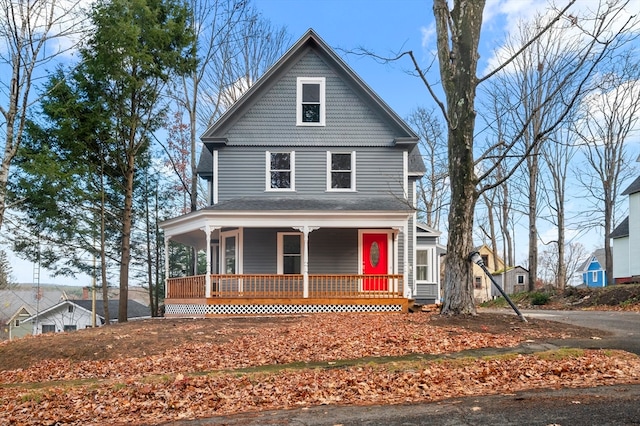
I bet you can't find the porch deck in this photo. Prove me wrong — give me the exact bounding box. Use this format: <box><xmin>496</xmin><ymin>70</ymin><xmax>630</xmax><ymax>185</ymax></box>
<box><xmin>165</xmin><ymin>274</ymin><xmax>408</xmax><ymax>316</ymax></box>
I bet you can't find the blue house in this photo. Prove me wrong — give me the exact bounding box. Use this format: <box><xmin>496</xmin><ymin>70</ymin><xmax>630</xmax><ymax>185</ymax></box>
<box><xmin>159</xmin><ymin>29</ymin><xmax>441</xmax><ymax>316</ymax></box>
<box><xmin>579</xmin><ymin>248</ymin><xmax>607</xmax><ymax>287</ymax></box>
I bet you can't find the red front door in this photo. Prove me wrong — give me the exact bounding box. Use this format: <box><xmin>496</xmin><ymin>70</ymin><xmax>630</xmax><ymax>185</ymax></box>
<box><xmin>362</xmin><ymin>233</ymin><xmax>388</xmax><ymax>291</ymax></box>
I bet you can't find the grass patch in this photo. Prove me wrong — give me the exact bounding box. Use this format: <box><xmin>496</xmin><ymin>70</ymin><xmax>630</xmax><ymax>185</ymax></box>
<box><xmin>20</xmin><ymin>391</ymin><xmax>44</xmax><ymax>404</ymax></box>
<box><xmin>536</xmin><ymin>348</ymin><xmax>585</xmax><ymax>360</ymax></box>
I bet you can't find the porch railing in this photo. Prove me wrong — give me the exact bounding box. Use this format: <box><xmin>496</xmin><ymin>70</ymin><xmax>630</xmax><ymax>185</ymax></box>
<box><xmin>166</xmin><ymin>274</ymin><xmax>404</xmax><ymax>299</ymax></box>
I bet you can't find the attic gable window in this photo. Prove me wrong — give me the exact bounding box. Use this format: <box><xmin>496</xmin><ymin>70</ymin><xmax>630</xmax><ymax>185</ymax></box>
<box><xmin>266</xmin><ymin>151</ymin><xmax>295</xmax><ymax>191</ymax></box>
<box><xmin>297</xmin><ymin>77</ymin><xmax>325</xmax><ymax>126</ymax></box>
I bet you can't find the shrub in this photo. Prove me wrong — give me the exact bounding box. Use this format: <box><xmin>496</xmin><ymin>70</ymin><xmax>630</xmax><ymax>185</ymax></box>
<box><xmin>531</xmin><ymin>292</ymin><xmax>550</xmax><ymax>306</ymax></box>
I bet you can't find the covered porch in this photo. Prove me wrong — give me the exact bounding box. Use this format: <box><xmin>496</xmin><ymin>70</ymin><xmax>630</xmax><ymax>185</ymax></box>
<box><xmin>160</xmin><ymin>199</ymin><xmax>413</xmax><ymax>316</ymax></box>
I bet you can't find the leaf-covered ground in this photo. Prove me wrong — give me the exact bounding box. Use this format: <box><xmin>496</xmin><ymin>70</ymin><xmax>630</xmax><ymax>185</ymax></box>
<box><xmin>1</xmin><ymin>312</ymin><xmax>638</xmax><ymax>425</ymax></box>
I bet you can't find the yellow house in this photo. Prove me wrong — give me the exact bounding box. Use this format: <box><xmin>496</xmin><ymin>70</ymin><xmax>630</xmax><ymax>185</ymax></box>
<box><xmin>472</xmin><ymin>244</ymin><xmax>506</xmax><ymax>303</ymax></box>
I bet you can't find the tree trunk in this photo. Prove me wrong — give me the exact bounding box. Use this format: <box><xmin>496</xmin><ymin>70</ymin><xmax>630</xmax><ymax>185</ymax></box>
<box><xmin>118</xmin><ymin>151</ymin><xmax>135</xmax><ymax>322</ymax></box>
<box><xmin>434</xmin><ymin>0</ymin><xmax>485</xmax><ymax>316</ymax></box>
<box><xmin>528</xmin><ymin>161</ymin><xmax>538</xmax><ymax>291</ymax></box>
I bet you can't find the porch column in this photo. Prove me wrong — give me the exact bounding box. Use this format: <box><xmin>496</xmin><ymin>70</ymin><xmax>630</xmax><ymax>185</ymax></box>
<box><xmin>294</xmin><ymin>226</ymin><xmax>319</xmax><ymax>298</ymax></box>
<box><xmin>205</xmin><ymin>225</ymin><xmax>212</xmax><ymax>297</ymax></box>
<box><xmin>403</xmin><ymin>224</ymin><xmax>409</xmax><ymax>298</ymax></box>
<box><xmin>164</xmin><ymin>235</ymin><xmax>170</xmax><ymax>299</ymax></box>
<box><xmin>201</xmin><ymin>225</ymin><xmax>219</xmax><ymax>298</ymax></box>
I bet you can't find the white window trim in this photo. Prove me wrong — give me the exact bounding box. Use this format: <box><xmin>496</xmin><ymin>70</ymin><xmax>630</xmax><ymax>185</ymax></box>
<box><xmin>592</xmin><ymin>271</ymin><xmax>598</xmax><ymax>282</ymax></box>
<box><xmin>326</xmin><ymin>151</ymin><xmax>356</xmax><ymax>192</ymax></box>
<box><xmin>415</xmin><ymin>247</ymin><xmax>434</xmax><ymax>283</ymax></box>
<box><xmin>220</xmin><ymin>229</ymin><xmax>243</xmax><ymax>275</ymax></box>
<box><xmin>265</xmin><ymin>151</ymin><xmax>295</xmax><ymax>192</ymax></box>
<box><xmin>296</xmin><ymin>77</ymin><xmax>325</xmax><ymax>126</ymax></box>
<box><xmin>277</xmin><ymin>232</ymin><xmax>304</xmax><ymax>274</ymax></box>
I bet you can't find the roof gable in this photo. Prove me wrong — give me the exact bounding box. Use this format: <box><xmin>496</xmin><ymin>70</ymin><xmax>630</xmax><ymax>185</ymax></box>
<box><xmin>621</xmin><ymin>175</ymin><xmax>640</xmax><ymax>196</ymax></box>
<box><xmin>578</xmin><ymin>248</ymin><xmax>606</xmax><ymax>272</ymax></box>
<box><xmin>610</xmin><ymin>216</ymin><xmax>629</xmax><ymax>239</ymax></box>
<box><xmin>201</xmin><ymin>29</ymin><xmax>418</xmax><ymax>145</ymax></box>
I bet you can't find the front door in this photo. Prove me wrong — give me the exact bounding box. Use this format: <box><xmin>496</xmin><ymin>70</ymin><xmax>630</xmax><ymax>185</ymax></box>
<box><xmin>362</xmin><ymin>232</ymin><xmax>388</xmax><ymax>291</ymax></box>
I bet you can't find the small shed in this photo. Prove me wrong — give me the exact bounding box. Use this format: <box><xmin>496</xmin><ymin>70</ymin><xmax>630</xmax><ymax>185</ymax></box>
<box><xmin>578</xmin><ymin>248</ymin><xmax>607</xmax><ymax>287</ymax></box>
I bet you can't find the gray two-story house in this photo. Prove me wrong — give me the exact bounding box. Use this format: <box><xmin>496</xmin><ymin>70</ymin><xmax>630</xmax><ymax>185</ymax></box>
<box><xmin>160</xmin><ymin>29</ymin><xmax>440</xmax><ymax>316</ymax></box>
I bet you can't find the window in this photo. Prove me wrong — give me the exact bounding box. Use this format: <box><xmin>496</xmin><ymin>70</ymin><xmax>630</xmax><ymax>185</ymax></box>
<box><xmin>266</xmin><ymin>151</ymin><xmax>295</xmax><ymax>191</ymax></box>
<box><xmin>14</xmin><ymin>320</ymin><xmax>19</xmax><ymax>327</ymax></box>
<box><xmin>63</xmin><ymin>325</ymin><xmax>77</xmax><ymax>332</ymax></box>
<box><xmin>592</xmin><ymin>271</ymin><xmax>598</xmax><ymax>282</ymax></box>
<box><xmin>517</xmin><ymin>275</ymin><xmax>525</xmax><ymax>284</ymax></box>
<box><xmin>416</xmin><ymin>250</ymin><xmax>429</xmax><ymax>281</ymax></box>
<box><xmin>278</xmin><ymin>233</ymin><xmax>302</xmax><ymax>274</ymax></box>
<box><xmin>42</xmin><ymin>324</ymin><xmax>56</xmax><ymax>333</ymax></box>
<box><xmin>327</xmin><ymin>151</ymin><xmax>355</xmax><ymax>191</ymax></box>
<box><xmin>68</xmin><ymin>305</ymin><xmax>74</xmax><ymax>313</ymax></box>
<box><xmin>481</xmin><ymin>255</ymin><xmax>489</xmax><ymax>267</ymax></box>
<box><xmin>297</xmin><ymin>77</ymin><xmax>325</xmax><ymax>126</ymax></box>
<box><xmin>474</xmin><ymin>276</ymin><xmax>482</xmax><ymax>289</ymax></box>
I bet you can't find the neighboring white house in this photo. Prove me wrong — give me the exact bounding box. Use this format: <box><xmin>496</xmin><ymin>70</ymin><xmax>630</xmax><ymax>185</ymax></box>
<box><xmin>612</xmin><ymin>172</ymin><xmax>640</xmax><ymax>284</ymax></box>
<box><xmin>24</xmin><ymin>299</ymin><xmax>150</xmax><ymax>335</ymax></box>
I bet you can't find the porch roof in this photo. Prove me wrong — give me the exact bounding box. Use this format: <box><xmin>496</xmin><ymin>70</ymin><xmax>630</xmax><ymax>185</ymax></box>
<box><xmin>160</xmin><ymin>197</ymin><xmax>413</xmax><ymax>248</ymax></box>
<box><xmin>201</xmin><ymin>197</ymin><xmax>413</xmax><ymax>212</ymax></box>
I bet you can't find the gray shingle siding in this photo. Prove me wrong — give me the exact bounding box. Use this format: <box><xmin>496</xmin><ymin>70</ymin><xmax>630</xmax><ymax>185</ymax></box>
<box><xmin>218</xmin><ymin>52</ymin><xmax>399</xmax><ymax>147</ymax></box>
<box><xmin>216</xmin><ymin>146</ymin><xmax>405</xmax><ymax>202</ymax></box>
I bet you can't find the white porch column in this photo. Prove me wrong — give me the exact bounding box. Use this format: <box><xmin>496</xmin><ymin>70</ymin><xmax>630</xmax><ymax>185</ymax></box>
<box><xmin>201</xmin><ymin>225</ymin><xmax>220</xmax><ymax>298</ymax></box>
<box><xmin>164</xmin><ymin>235</ymin><xmax>170</xmax><ymax>299</ymax></box>
<box><xmin>204</xmin><ymin>225</ymin><xmax>212</xmax><ymax>297</ymax></box>
<box><xmin>294</xmin><ymin>226</ymin><xmax>319</xmax><ymax>298</ymax></box>
<box><xmin>403</xmin><ymin>224</ymin><xmax>409</xmax><ymax>298</ymax></box>
<box><xmin>392</xmin><ymin>228</ymin><xmax>400</xmax><ymax>295</ymax></box>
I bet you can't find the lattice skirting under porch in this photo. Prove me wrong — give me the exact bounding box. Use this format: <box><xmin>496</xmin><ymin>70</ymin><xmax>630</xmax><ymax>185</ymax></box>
<box><xmin>165</xmin><ymin>303</ymin><xmax>404</xmax><ymax>316</ymax></box>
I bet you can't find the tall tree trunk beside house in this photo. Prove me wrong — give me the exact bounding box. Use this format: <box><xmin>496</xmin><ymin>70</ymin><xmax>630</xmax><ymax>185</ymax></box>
<box><xmin>433</xmin><ymin>0</ymin><xmax>484</xmax><ymax>315</ymax></box>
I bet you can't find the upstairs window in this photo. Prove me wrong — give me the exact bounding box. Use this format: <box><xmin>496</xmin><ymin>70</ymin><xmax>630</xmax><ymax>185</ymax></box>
<box><xmin>327</xmin><ymin>151</ymin><xmax>355</xmax><ymax>191</ymax></box>
<box><xmin>297</xmin><ymin>77</ymin><xmax>325</xmax><ymax>126</ymax></box>
<box><xmin>266</xmin><ymin>151</ymin><xmax>295</xmax><ymax>191</ymax></box>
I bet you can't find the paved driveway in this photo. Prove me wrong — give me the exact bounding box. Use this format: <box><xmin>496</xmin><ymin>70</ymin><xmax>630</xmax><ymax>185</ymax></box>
<box><xmin>518</xmin><ymin>309</ymin><xmax>640</xmax><ymax>355</ymax></box>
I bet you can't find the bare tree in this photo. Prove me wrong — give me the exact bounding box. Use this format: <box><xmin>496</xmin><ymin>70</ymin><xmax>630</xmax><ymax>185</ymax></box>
<box><xmin>0</xmin><ymin>0</ymin><xmax>85</xmax><ymax>230</ymax></box>
<box><xmin>540</xmin><ymin>121</ymin><xmax>579</xmax><ymax>290</ymax></box>
<box><xmin>405</xmin><ymin>107</ymin><xmax>449</xmax><ymax>229</ymax></box>
<box><xmin>172</xmin><ymin>0</ymin><xmax>289</xmax><ymax>214</ymax></box>
<box><xmin>573</xmin><ymin>51</ymin><xmax>640</xmax><ymax>287</ymax></box>
<box><xmin>422</xmin><ymin>0</ymin><xmax>636</xmax><ymax>314</ymax></box>
<box><xmin>539</xmin><ymin>241</ymin><xmax>588</xmax><ymax>288</ymax></box>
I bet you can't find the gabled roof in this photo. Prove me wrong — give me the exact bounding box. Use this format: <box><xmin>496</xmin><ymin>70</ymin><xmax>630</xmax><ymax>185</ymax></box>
<box><xmin>0</xmin><ymin>289</ymin><xmax>63</xmax><ymax>323</ymax></box>
<box><xmin>610</xmin><ymin>216</ymin><xmax>629</xmax><ymax>239</ymax></box>
<box><xmin>200</xmin><ymin>29</ymin><xmax>419</xmax><ymax>145</ymax></box>
<box><xmin>72</xmin><ymin>300</ymin><xmax>150</xmax><ymax>321</ymax></box>
<box><xmin>416</xmin><ymin>222</ymin><xmax>442</xmax><ymax>236</ymax></box>
<box><xmin>621</xmin><ymin>175</ymin><xmax>640</xmax><ymax>196</ymax></box>
<box><xmin>23</xmin><ymin>299</ymin><xmax>150</xmax><ymax>323</ymax></box>
<box><xmin>578</xmin><ymin>248</ymin><xmax>606</xmax><ymax>273</ymax></box>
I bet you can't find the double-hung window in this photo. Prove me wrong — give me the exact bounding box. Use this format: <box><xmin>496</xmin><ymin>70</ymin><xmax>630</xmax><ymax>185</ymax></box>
<box><xmin>327</xmin><ymin>151</ymin><xmax>355</xmax><ymax>191</ymax></box>
<box><xmin>266</xmin><ymin>151</ymin><xmax>295</xmax><ymax>191</ymax></box>
<box><xmin>416</xmin><ymin>249</ymin><xmax>430</xmax><ymax>281</ymax></box>
<box><xmin>297</xmin><ymin>77</ymin><xmax>325</xmax><ymax>126</ymax></box>
<box><xmin>277</xmin><ymin>233</ymin><xmax>302</xmax><ymax>274</ymax></box>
